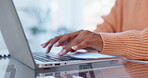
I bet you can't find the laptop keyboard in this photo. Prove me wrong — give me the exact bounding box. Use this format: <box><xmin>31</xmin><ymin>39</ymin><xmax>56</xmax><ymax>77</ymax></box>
<box><xmin>33</xmin><ymin>52</ymin><xmax>84</xmax><ymax>62</ymax></box>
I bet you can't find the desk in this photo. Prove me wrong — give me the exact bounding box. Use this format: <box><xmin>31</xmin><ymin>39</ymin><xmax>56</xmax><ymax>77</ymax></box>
<box><xmin>0</xmin><ymin>57</ymin><xmax>148</xmax><ymax>78</ymax></box>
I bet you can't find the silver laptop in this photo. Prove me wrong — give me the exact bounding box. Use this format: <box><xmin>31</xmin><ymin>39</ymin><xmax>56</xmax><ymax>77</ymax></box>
<box><xmin>0</xmin><ymin>0</ymin><xmax>119</xmax><ymax>69</ymax></box>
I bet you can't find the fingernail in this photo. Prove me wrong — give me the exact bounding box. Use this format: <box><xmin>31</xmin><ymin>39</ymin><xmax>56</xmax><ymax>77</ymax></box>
<box><xmin>58</xmin><ymin>49</ymin><xmax>66</xmax><ymax>56</ymax></box>
<box><xmin>54</xmin><ymin>42</ymin><xmax>59</xmax><ymax>47</ymax></box>
<box><xmin>72</xmin><ymin>45</ymin><xmax>78</xmax><ymax>50</ymax></box>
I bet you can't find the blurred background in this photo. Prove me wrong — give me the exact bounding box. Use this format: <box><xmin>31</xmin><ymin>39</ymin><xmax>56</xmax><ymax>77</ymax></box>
<box><xmin>0</xmin><ymin>0</ymin><xmax>115</xmax><ymax>53</ymax></box>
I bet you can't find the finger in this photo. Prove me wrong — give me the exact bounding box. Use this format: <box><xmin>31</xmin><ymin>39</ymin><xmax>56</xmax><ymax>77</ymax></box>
<box><xmin>46</xmin><ymin>46</ymin><xmax>52</xmax><ymax>54</ymax></box>
<box><xmin>58</xmin><ymin>32</ymin><xmax>90</xmax><ymax>55</ymax></box>
<box><xmin>62</xmin><ymin>45</ymin><xmax>76</xmax><ymax>52</ymax></box>
<box><xmin>58</xmin><ymin>48</ymin><xmax>76</xmax><ymax>56</ymax></box>
<box><xmin>41</xmin><ymin>39</ymin><xmax>53</xmax><ymax>48</ymax></box>
<box><xmin>54</xmin><ymin>34</ymin><xmax>71</xmax><ymax>47</ymax></box>
<box><xmin>55</xmin><ymin>30</ymin><xmax>84</xmax><ymax>47</ymax></box>
<box><xmin>62</xmin><ymin>45</ymin><xmax>66</xmax><ymax>48</ymax></box>
<box><xmin>47</xmin><ymin>30</ymin><xmax>83</xmax><ymax>54</ymax></box>
<box><xmin>58</xmin><ymin>49</ymin><xmax>68</xmax><ymax>56</ymax></box>
<box><xmin>58</xmin><ymin>40</ymin><xmax>80</xmax><ymax>56</ymax></box>
<box><xmin>74</xmin><ymin>30</ymin><xmax>91</xmax><ymax>39</ymax></box>
<box><xmin>41</xmin><ymin>35</ymin><xmax>63</xmax><ymax>48</ymax></box>
<box><xmin>58</xmin><ymin>30</ymin><xmax>91</xmax><ymax>56</ymax></box>
<box><xmin>71</xmin><ymin>49</ymin><xmax>76</xmax><ymax>52</ymax></box>
<box><xmin>42</xmin><ymin>30</ymin><xmax>85</xmax><ymax>48</ymax></box>
<box><xmin>42</xmin><ymin>29</ymin><xmax>84</xmax><ymax>48</ymax></box>
<box><xmin>71</xmin><ymin>40</ymin><xmax>91</xmax><ymax>50</ymax></box>
<box><xmin>58</xmin><ymin>41</ymin><xmax>90</xmax><ymax>56</ymax></box>
<box><xmin>66</xmin><ymin>30</ymin><xmax>92</xmax><ymax>46</ymax></box>
<box><xmin>58</xmin><ymin>40</ymin><xmax>74</xmax><ymax>56</ymax></box>
<box><xmin>62</xmin><ymin>39</ymin><xmax>73</xmax><ymax>47</ymax></box>
<box><xmin>46</xmin><ymin>36</ymin><xmax>62</xmax><ymax>53</ymax></box>
<box><xmin>68</xmin><ymin>33</ymin><xmax>92</xmax><ymax>49</ymax></box>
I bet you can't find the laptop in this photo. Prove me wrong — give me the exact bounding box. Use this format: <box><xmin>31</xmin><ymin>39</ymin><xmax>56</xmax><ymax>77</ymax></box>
<box><xmin>0</xmin><ymin>0</ymin><xmax>120</xmax><ymax>69</ymax></box>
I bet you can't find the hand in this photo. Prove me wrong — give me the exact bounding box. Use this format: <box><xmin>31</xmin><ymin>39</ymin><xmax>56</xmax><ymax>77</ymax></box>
<box><xmin>41</xmin><ymin>30</ymin><xmax>84</xmax><ymax>53</ymax></box>
<box><xmin>41</xmin><ymin>30</ymin><xmax>103</xmax><ymax>56</ymax></box>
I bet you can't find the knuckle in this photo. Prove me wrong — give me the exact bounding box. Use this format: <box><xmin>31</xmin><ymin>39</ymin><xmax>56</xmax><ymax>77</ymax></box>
<box><xmin>79</xmin><ymin>29</ymin><xmax>84</xmax><ymax>32</ymax></box>
<box><xmin>77</xmin><ymin>44</ymin><xmax>82</xmax><ymax>48</ymax></box>
<box><xmin>74</xmin><ymin>39</ymin><xmax>80</xmax><ymax>43</ymax></box>
<box><xmin>65</xmin><ymin>33</ymin><xmax>72</xmax><ymax>38</ymax></box>
<box><xmin>49</xmin><ymin>39</ymin><xmax>54</xmax><ymax>43</ymax></box>
<box><xmin>51</xmin><ymin>38</ymin><xmax>56</xmax><ymax>42</ymax></box>
<box><xmin>55</xmin><ymin>34</ymin><xmax>64</xmax><ymax>39</ymax></box>
<box><xmin>54</xmin><ymin>36</ymin><xmax>59</xmax><ymax>40</ymax></box>
<box><xmin>58</xmin><ymin>37</ymin><xmax>68</xmax><ymax>44</ymax></box>
<box><xmin>58</xmin><ymin>40</ymin><xmax>62</xmax><ymax>44</ymax></box>
<box><xmin>85</xmin><ymin>30</ymin><xmax>91</xmax><ymax>33</ymax></box>
<box><xmin>50</xmin><ymin>39</ymin><xmax>58</xmax><ymax>44</ymax></box>
<box><xmin>48</xmin><ymin>39</ymin><xmax>53</xmax><ymax>42</ymax></box>
<box><xmin>65</xmin><ymin>34</ymin><xmax>70</xmax><ymax>37</ymax></box>
<box><xmin>84</xmin><ymin>41</ymin><xmax>90</xmax><ymax>45</ymax></box>
<box><xmin>46</xmin><ymin>39</ymin><xmax>51</xmax><ymax>44</ymax></box>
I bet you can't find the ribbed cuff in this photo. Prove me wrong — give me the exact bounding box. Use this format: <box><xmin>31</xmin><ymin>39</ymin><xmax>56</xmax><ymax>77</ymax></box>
<box><xmin>99</xmin><ymin>32</ymin><xmax>133</xmax><ymax>57</ymax></box>
<box><xmin>97</xmin><ymin>29</ymin><xmax>148</xmax><ymax>60</ymax></box>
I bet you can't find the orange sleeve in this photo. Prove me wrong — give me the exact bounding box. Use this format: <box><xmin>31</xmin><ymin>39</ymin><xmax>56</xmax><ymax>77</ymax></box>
<box><xmin>94</xmin><ymin>0</ymin><xmax>123</xmax><ymax>33</ymax></box>
<box><xmin>100</xmin><ymin>28</ymin><xmax>148</xmax><ymax>60</ymax></box>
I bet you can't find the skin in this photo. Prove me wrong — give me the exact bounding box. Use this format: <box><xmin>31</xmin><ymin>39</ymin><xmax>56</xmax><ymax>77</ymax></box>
<box><xmin>41</xmin><ymin>30</ymin><xmax>103</xmax><ymax>56</ymax></box>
